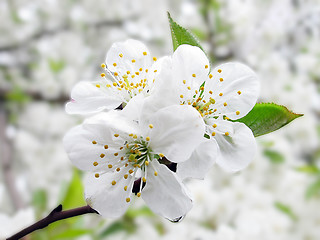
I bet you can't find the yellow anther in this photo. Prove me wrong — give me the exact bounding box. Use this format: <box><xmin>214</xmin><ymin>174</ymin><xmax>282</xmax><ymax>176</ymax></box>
<box><xmin>121</xmin><ymin>156</ymin><xmax>124</xmax><ymax>160</ymax></box>
<box><xmin>113</xmin><ymin>63</ymin><xmax>117</xmax><ymax>67</ymax></box>
<box><xmin>225</xmin><ymin>132</ymin><xmax>229</xmax><ymax>136</ymax></box>
<box><xmin>116</xmin><ymin>168</ymin><xmax>120</xmax><ymax>172</ymax></box>
<box><xmin>145</xmin><ymin>69</ymin><xmax>148</xmax><ymax>73</ymax></box>
<box><xmin>218</xmin><ymin>69</ymin><xmax>222</xmax><ymax>73</ymax></box>
<box><xmin>135</xmin><ymin>72</ymin><xmax>139</xmax><ymax>75</ymax></box>
<box><xmin>132</xmin><ymin>59</ymin><xmax>136</xmax><ymax>63</ymax></box>
<box><xmin>213</xmin><ymin>124</ymin><xmax>217</xmax><ymax>128</ymax></box>
<box><xmin>106</xmin><ymin>84</ymin><xmax>111</xmax><ymax>88</ymax></box>
<box><xmin>237</xmin><ymin>91</ymin><xmax>242</xmax><ymax>95</ymax></box>
<box><xmin>101</xmin><ymin>63</ymin><xmax>106</xmax><ymax>68</ymax></box>
<box><xmin>113</xmin><ymin>82</ymin><xmax>117</xmax><ymax>87</ymax></box>
<box><xmin>120</xmin><ymin>146</ymin><xmax>124</xmax><ymax>150</ymax></box>
<box><xmin>210</xmin><ymin>98</ymin><xmax>215</xmax><ymax>104</ymax></box>
<box><xmin>153</xmin><ymin>57</ymin><xmax>157</xmax><ymax>61</ymax></box>
<box><xmin>219</xmin><ymin>78</ymin><xmax>224</xmax><ymax>82</ymax></box>
<box><xmin>96</xmin><ymin>84</ymin><xmax>100</xmax><ymax>88</ymax></box>
<box><xmin>126</xmin><ymin>198</ymin><xmax>130</xmax><ymax>202</ymax></box>
<box><xmin>200</xmin><ymin>86</ymin><xmax>204</xmax><ymax>91</ymax></box>
<box><xmin>124</xmin><ymin>174</ymin><xmax>128</xmax><ymax>179</ymax></box>
<box><xmin>131</xmin><ymin>75</ymin><xmax>135</xmax><ymax>78</ymax></box>
<box><xmin>137</xmin><ymin>192</ymin><xmax>141</xmax><ymax>197</ymax></box>
<box><xmin>149</xmin><ymin>124</ymin><xmax>153</xmax><ymax>129</ymax></box>
<box><xmin>145</xmin><ymin>161</ymin><xmax>149</xmax><ymax>166</ymax></box>
<box><xmin>142</xmin><ymin>177</ymin><xmax>146</xmax><ymax>182</ymax></box>
<box><xmin>180</xmin><ymin>95</ymin><xmax>184</xmax><ymax>98</ymax></box>
<box><xmin>139</xmin><ymin>68</ymin><xmax>143</xmax><ymax>71</ymax></box>
<box><xmin>209</xmin><ymin>90</ymin><xmax>213</xmax><ymax>94</ymax></box>
<box><xmin>209</xmin><ymin>74</ymin><xmax>213</xmax><ymax>79</ymax></box>
<box><xmin>108</xmin><ymin>164</ymin><xmax>113</xmax><ymax>168</ymax></box>
<box><xmin>129</xmin><ymin>169</ymin><xmax>134</xmax><ymax>174</ymax></box>
<box><xmin>92</xmin><ymin>141</ymin><xmax>97</xmax><ymax>144</ymax></box>
<box><xmin>195</xmin><ymin>90</ymin><xmax>198</xmax><ymax>94</ymax></box>
<box><xmin>124</xmin><ymin>186</ymin><xmax>128</xmax><ymax>191</ymax></box>
<box><xmin>100</xmin><ymin>154</ymin><xmax>105</xmax><ymax>158</ymax></box>
<box><xmin>146</xmin><ymin>137</ymin><xmax>150</xmax><ymax>141</ymax></box>
<box><xmin>126</xmin><ymin>71</ymin><xmax>130</xmax><ymax>74</ymax></box>
<box><xmin>119</xmin><ymin>53</ymin><xmax>123</xmax><ymax>57</ymax></box>
<box><xmin>125</xmin><ymin>163</ymin><xmax>129</xmax><ymax>167</ymax></box>
<box><xmin>133</xmin><ymin>135</ymin><xmax>137</xmax><ymax>139</ymax></box>
<box><xmin>236</xmin><ymin>111</ymin><xmax>240</xmax><ymax>115</ymax></box>
<box><xmin>112</xmin><ymin>180</ymin><xmax>116</xmax><ymax>185</ymax></box>
<box><xmin>212</xmin><ymin>132</ymin><xmax>216</xmax><ymax>136</ymax></box>
<box><xmin>143</xmin><ymin>51</ymin><xmax>147</xmax><ymax>55</ymax></box>
<box><xmin>183</xmin><ymin>80</ymin><xmax>186</xmax><ymax>84</ymax></box>
<box><xmin>95</xmin><ymin>173</ymin><xmax>99</xmax><ymax>178</ymax></box>
<box><xmin>154</xmin><ymin>171</ymin><xmax>158</xmax><ymax>176</ymax></box>
<box><xmin>93</xmin><ymin>162</ymin><xmax>98</xmax><ymax>166</ymax></box>
<box><xmin>223</xmin><ymin>102</ymin><xmax>227</xmax><ymax>106</ymax></box>
<box><xmin>187</xmin><ymin>86</ymin><xmax>191</xmax><ymax>90</ymax></box>
<box><xmin>114</xmin><ymin>72</ymin><xmax>118</xmax><ymax>76</ymax></box>
<box><xmin>159</xmin><ymin>153</ymin><xmax>164</xmax><ymax>158</ymax></box>
<box><xmin>219</xmin><ymin>93</ymin><xmax>223</xmax><ymax>96</ymax></box>
<box><xmin>205</xmin><ymin>65</ymin><xmax>209</xmax><ymax>69</ymax></box>
<box><xmin>192</xmin><ymin>74</ymin><xmax>196</xmax><ymax>77</ymax></box>
<box><xmin>114</xmin><ymin>153</ymin><xmax>118</xmax><ymax>156</ymax></box>
<box><xmin>154</xmin><ymin>70</ymin><xmax>157</xmax><ymax>73</ymax></box>
<box><xmin>114</xmin><ymin>134</ymin><xmax>119</xmax><ymax>137</ymax></box>
<box><xmin>101</xmin><ymin>72</ymin><xmax>106</xmax><ymax>77</ymax></box>
<box><xmin>104</xmin><ymin>145</ymin><xmax>108</xmax><ymax>149</ymax></box>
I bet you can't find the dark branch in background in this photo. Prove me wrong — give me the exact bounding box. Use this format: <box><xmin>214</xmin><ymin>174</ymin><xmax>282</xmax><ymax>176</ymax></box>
<box><xmin>0</xmin><ymin>17</ymin><xmax>136</xmax><ymax>52</ymax></box>
<box><xmin>0</xmin><ymin>104</ymin><xmax>24</xmax><ymax>210</ymax></box>
<box><xmin>7</xmin><ymin>204</ymin><xmax>98</xmax><ymax>240</ymax></box>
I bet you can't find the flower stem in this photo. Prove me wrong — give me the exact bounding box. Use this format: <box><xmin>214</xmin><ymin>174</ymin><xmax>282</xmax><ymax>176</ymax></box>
<box><xmin>6</xmin><ymin>204</ymin><xmax>98</xmax><ymax>240</ymax></box>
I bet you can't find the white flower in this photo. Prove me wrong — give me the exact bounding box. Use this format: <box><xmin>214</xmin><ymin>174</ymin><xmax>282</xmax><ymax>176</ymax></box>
<box><xmin>66</xmin><ymin>39</ymin><xmax>162</xmax><ymax>114</ymax></box>
<box><xmin>147</xmin><ymin>45</ymin><xmax>259</xmax><ymax>176</ymax></box>
<box><xmin>63</xmin><ymin>101</ymin><xmax>205</xmax><ymax>221</ymax></box>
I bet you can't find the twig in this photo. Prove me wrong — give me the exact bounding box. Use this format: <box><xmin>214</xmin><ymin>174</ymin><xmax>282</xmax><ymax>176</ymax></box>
<box><xmin>0</xmin><ymin>105</ymin><xmax>24</xmax><ymax>209</ymax></box>
<box><xmin>6</xmin><ymin>205</ymin><xmax>98</xmax><ymax>240</ymax></box>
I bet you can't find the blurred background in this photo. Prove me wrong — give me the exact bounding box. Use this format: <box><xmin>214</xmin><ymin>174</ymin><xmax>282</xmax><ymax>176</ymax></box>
<box><xmin>0</xmin><ymin>0</ymin><xmax>320</xmax><ymax>239</ymax></box>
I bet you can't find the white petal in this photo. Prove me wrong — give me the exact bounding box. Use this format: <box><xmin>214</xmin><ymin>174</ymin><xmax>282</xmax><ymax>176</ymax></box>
<box><xmin>205</xmin><ymin>62</ymin><xmax>259</xmax><ymax>119</ymax></box>
<box><xmin>172</xmin><ymin>45</ymin><xmax>210</xmax><ymax>91</ymax></box>
<box><xmin>177</xmin><ymin>139</ymin><xmax>219</xmax><ymax>180</ymax></box>
<box><xmin>105</xmin><ymin>39</ymin><xmax>152</xmax><ymax>79</ymax></box>
<box><xmin>142</xmin><ymin>160</ymin><xmax>193</xmax><ymax>221</ymax></box>
<box><xmin>207</xmin><ymin>119</ymin><xmax>257</xmax><ymax>172</ymax></box>
<box><xmin>63</xmin><ymin>111</ymin><xmax>139</xmax><ymax>171</ymax></box>
<box><xmin>66</xmin><ymin>81</ymin><xmax>122</xmax><ymax>114</ymax></box>
<box><xmin>84</xmin><ymin>168</ymin><xmax>134</xmax><ymax>218</ymax></box>
<box><xmin>142</xmin><ymin>105</ymin><xmax>205</xmax><ymax>163</ymax></box>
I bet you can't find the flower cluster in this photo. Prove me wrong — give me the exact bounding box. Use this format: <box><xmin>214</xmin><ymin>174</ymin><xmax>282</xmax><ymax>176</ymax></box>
<box><xmin>64</xmin><ymin>39</ymin><xmax>259</xmax><ymax>221</ymax></box>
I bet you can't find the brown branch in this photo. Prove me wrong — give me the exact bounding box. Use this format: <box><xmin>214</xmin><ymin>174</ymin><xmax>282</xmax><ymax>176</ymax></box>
<box><xmin>0</xmin><ymin>105</ymin><xmax>24</xmax><ymax>209</ymax></box>
<box><xmin>7</xmin><ymin>205</ymin><xmax>98</xmax><ymax>240</ymax></box>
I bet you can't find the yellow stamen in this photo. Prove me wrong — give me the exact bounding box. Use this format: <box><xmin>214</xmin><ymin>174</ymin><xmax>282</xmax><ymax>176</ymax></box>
<box><xmin>111</xmin><ymin>180</ymin><xmax>116</xmax><ymax>185</ymax></box>
<box><xmin>96</xmin><ymin>84</ymin><xmax>100</xmax><ymax>88</ymax></box>
<box><xmin>119</xmin><ymin>53</ymin><xmax>123</xmax><ymax>57</ymax></box>
<box><xmin>149</xmin><ymin>124</ymin><xmax>153</xmax><ymax>129</ymax></box>
<box><xmin>126</xmin><ymin>198</ymin><xmax>130</xmax><ymax>202</ymax></box>
<box><xmin>101</xmin><ymin>64</ymin><xmax>106</xmax><ymax>68</ymax></box>
<box><xmin>143</xmin><ymin>51</ymin><xmax>147</xmax><ymax>55</ymax></box>
<box><xmin>95</xmin><ymin>173</ymin><xmax>99</xmax><ymax>178</ymax></box>
<box><xmin>108</xmin><ymin>164</ymin><xmax>112</xmax><ymax>168</ymax></box>
<box><xmin>92</xmin><ymin>141</ymin><xmax>97</xmax><ymax>144</ymax></box>
<box><xmin>218</xmin><ymin>69</ymin><xmax>222</xmax><ymax>73</ymax></box>
<box><xmin>100</xmin><ymin>154</ymin><xmax>105</xmax><ymax>158</ymax></box>
<box><xmin>154</xmin><ymin>171</ymin><xmax>158</xmax><ymax>176</ymax></box>
<box><xmin>114</xmin><ymin>134</ymin><xmax>119</xmax><ymax>137</ymax></box>
<box><xmin>104</xmin><ymin>145</ymin><xmax>108</xmax><ymax>149</ymax></box>
<box><xmin>212</xmin><ymin>132</ymin><xmax>216</xmax><ymax>136</ymax></box>
<box><xmin>236</xmin><ymin>111</ymin><xmax>240</xmax><ymax>115</ymax></box>
<box><xmin>225</xmin><ymin>132</ymin><xmax>229</xmax><ymax>136</ymax></box>
<box><xmin>93</xmin><ymin>162</ymin><xmax>98</xmax><ymax>166</ymax></box>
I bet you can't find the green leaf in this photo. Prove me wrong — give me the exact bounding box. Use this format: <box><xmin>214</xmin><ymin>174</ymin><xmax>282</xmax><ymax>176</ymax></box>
<box><xmin>296</xmin><ymin>165</ymin><xmax>320</xmax><ymax>175</ymax></box>
<box><xmin>274</xmin><ymin>202</ymin><xmax>297</xmax><ymax>220</ymax></box>
<box><xmin>52</xmin><ymin>229</ymin><xmax>92</xmax><ymax>239</ymax></box>
<box><xmin>263</xmin><ymin>149</ymin><xmax>285</xmax><ymax>164</ymax></box>
<box><xmin>61</xmin><ymin>168</ymin><xmax>86</xmax><ymax>209</ymax></box>
<box><xmin>32</xmin><ymin>189</ymin><xmax>47</xmax><ymax>217</ymax></box>
<box><xmin>168</xmin><ymin>12</ymin><xmax>204</xmax><ymax>52</ymax></box>
<box><xmin>234</xmin><ymin>103</ymin><xmax>303</xmax><ymax>137</ymax></box>
<box><xmin>306</xmin><ymin>179</ymin><xmax>320</xmax><ymax>199</ymax></box>
<box><xmin>48</xmin><ymin>58</ymin><xmax>65</xmax><ymax>73</ymax></box>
